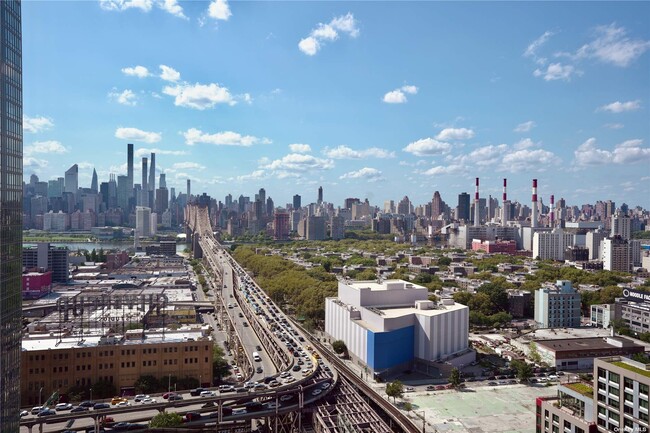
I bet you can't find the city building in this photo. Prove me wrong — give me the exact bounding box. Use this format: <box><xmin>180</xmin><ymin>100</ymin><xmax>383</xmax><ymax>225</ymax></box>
<box><xmin>136</xmin><ymin>206</ymin><xmax>152</xmax><ymax>238</ymax></box>
<box><xmin>325</xmin><ymin>279</ymin><xmax>471</xmax><ymax>378</ymax></box>
<box><xmin>23</xmin><ymin>243</ymin><xmax>70</xmax><ymax>283</ymax></box>
<box><xmin>330</xmin><ymin>215</ymin><xmax>345</xmax><ymax>240</ymax></box>
<box><xmin>536</xmin><ymin>382</ymin><xmax>597</xmax><ymax>433</ymax></box>
<box><xmin>0</xmin><ymin>1</ymin><xmax>22</xmax><ymax>429</ymax></box>
<box><xmin>593</xmin><ymin>356</ymin><xmax>650</xmax><ymax>433</ymax></box>
<box><xmin>273</xmin><ymin>211</ymin><xmax>290</xmax><ymax>240</ymax></box>
<box><xmin>602</xmin><ymin>236</ymin><xmax>641</xmax><ymax>272</ymax></box>
<box><xmin>614</xmin><ymin>290</ymin><xmax>650</xmax><ymax>335</ymax></box>
<box><xmin>611</xmin><ymin>211</ymin><xmax>631</xmax><ymax>240</ymax></box>
<box><xmin>534</xmin><ymin>280</ymin><xmax>581</xmax><ymax>329</ymax></box>
<box><xmin>471</xmin><ymin>239</ymin><xmax>517</xmax><ymax>254</ymax></box>
<box><xmin>22</xmin><ymin>271</ymin><xmax>52</xmax><ymax>300</ymax></box>
<box><xmin>590</xmin><ymin>304</ymin><xmax>615</xmax><ymax>329</ymax></box>
<box><xmin>534</xmin><ymin>336</ymin><xmax>644</xmax><ymax>370</ymax></box>
<box><xmin>20</xmin><ymin>329</ymin><xmax>213</xmax><ymax>406</ymax></box>
<box><xmin>508</xmin><ymin>290</ymin><xmax>532</xmax><ymax>318</ymax></box>
<box><xmin>533</xmin><ymin>229</ymin><xmax>576</xmax><ymax>261</ymax></box>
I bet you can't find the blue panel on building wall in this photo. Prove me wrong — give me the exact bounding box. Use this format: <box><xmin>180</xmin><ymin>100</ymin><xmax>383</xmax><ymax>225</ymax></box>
<box><xmin>366</xmin><ymin>326</ymin><xmax>414</xmax><ymax>371</ymax></box>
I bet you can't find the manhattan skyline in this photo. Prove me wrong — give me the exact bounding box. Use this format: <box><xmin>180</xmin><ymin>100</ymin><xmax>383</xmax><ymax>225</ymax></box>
<box><xmin>22</xmin><ymin>1</ymin><xmax>650</xmax><ymax>208</ymax></box>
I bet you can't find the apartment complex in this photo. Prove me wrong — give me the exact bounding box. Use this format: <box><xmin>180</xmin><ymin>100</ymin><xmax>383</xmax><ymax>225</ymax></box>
<box><xmin>21</xmin><ymin>329</ymin><xmax>213</xmax><ymax>406</ymax></box>
<box><xmin>22</xmin><ymin>242</ymin><xmax>70</xmax><ymax>283</ymax></box>
<box><xmin>536</xmin><ymin>382</ymin><xmax>597</xmax><ymax>433</ymax></box>
<box><xmin>535</xmin><ymin>280</ymin><xmax>581</xmax><ymax>329</ymax></box>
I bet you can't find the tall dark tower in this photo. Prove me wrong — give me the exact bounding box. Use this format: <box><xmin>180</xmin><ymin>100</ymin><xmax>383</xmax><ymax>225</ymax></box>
<box><xmin>127</xmin><ymin>143</ymin><xmax>134</xmax><ymax>198</ymax></box>
<box><xmin>0</xmin><ymin>1</ymin><xmax>22</xmax><ymax>430</ymax></box>
<box><xmin>148</xmin><ymin>152</ymin><xmax>156</xmax><ymax>210</ymax></box>
<box><xmin>293</xmin><ymin>194</ymin><xmax>301</xmax><ymax>209</ymax></box>
<box><xmin>317</xmin><ymin>186</ymin><xmax>323</xmax><ymax>205</ymax></box>
<box><xmin>141</xmin><ymin>157</ymin><xmax>148</xmax><ymax>207</ymax></box>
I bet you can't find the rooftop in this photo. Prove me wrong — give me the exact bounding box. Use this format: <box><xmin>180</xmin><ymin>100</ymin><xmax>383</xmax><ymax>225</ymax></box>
<box><xmin>536</xmin><ymin>336</ymin><xmax>642</xmax><ymax>352</ymax></box>
<box><xmin>611</xmin><ymin>360</ymin><xmax>650</xmax><ymax>378</ymax></box>
<box><xmin>345</xmin><ymin>279</ymin><xmax>427</xmax><ymax>292</ymax></box>
<box><xmin>564</xmin><ymin>382</ymin><xmax>594</xmax><ymax>397</ymax></box>
<box><xmin>377</xmin><ymin>302</ymin><xmax>467</xmax><ymax>319</ymax></box>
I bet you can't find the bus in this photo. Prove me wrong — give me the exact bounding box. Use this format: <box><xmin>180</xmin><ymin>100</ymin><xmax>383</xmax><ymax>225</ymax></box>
<box><xmin>252</xmin><ymin>352</ymin><xmax>261</xmax><ymax>362</ymax></box>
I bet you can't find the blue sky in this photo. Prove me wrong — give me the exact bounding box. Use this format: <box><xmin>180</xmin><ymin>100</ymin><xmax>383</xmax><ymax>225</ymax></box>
<box><xmin>23</xmin><ymin>1</ymin><xmax>650</xmax><ymax>209</ymax></box>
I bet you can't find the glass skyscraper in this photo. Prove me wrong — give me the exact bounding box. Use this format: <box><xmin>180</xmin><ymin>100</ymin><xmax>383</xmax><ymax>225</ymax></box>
<box><xmin>0</xmin><ymin>0</ymin><xmax>23</xmax><ymax>431</ymax></box>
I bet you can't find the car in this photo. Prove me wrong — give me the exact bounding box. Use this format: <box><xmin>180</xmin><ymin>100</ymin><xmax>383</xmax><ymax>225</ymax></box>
<box><xmin>302</xmin><ymin>368</ymin><xmax>311</xmax><ymax>376</ymax></box>
<box><xmin>266</xmin><ymin>402</ymin><xmax>279</xmax><ymax>410</ymax></box>
<box><xmin>110</xmin><ymin>397</ymin><xmax>127</xmax><ymax>405</ymax></box>
<box><xmin>280</xmin><ymin>394</ymin><xmax>294</xmax><ymax>402</ymax></box>
<box><xmin>548</xmin><ymin>375</ymin><xmax>559</xmax><ymax>380</ymax></box>
<box><xmin>190</xmin><ymin>388</ymin><xmax>206</xmax><ymax>396</ymax></box>
<box><xmin>116</xmin><ymin>401</ymin><xmax>131</xmax><ymax>407</ymax></box>
<box><xmin>162</xmin><ymin>392</ymin><xmax>175</xmax><ymax>399</ymax></box>
<box><xmin>256</xmin><ymin>345</ymin><xmax>262</xmax><ymax>351</ymax></box>
<box><xmin>254</xmin><ymin>383</ymin><xmax>268</xmax><ymax>391</ymax></box>
<box><xmin>509</xmin><ymin>379</ymin><xmax>518</xmax><ymax>384</ymax></box>
<box><xmin>235</xmin><ymin>387</ymin><xmax>248</xmax><ymax>393</ymax></box>
<box><xmin>243</xmin><ymin>322</ymin><xmax>249</xmax><ymax>327</ymax></box>
<box><xmin>55</xmin><ymin>403</ymin><xmax>73</xmax><ymax>411</ymax></box>
<box><xmin>37</xmin><ymin>409</ymin><xmax>56</xmax><ymax>417</ymax></box>
<box><xmin>487</xmin><ymin>381</ymin><xmax>498</xmax><ymax>386</ymax></box>
<box><xmin>292</xmin><ymin>365</ymin><xmax>301</xmax><ymax>372</ymax></box>
<box><xmin>20</xmin><ymin>410</ymin><xmax>29</xmax><ymax>417</ymax></box>
<box><xmin>141</xmin><ymin>398</ymin><xmax>157</xmax><ymax>404</ymax></box>
<box><xmin>94</xmin><ymin>403</ymin><xmax>110</xmax><ymax>410</ymax></box>
<box><xmin>70</xmin><ymin>406</ymin><xmax>89</xmax><ymax>413</ymax></box>
<box><xmin>185</xmin><ymin>412</ymin><xmax>202</xmax><ymax>421</ymax></box>
<box><xmin>202</xmin><ymin>401</ymin><xmax>216</xmax><ymax>408</ymax></box>
<box><xmin>269</xmin><ymin>380</ymin><xmax>280</xmax><ymax>388</ymax></box>
<box><xmin>134</xmin><ymin>394</ymin><xmax>149</xmax><ymax>402</ymax></box>
<box><xmin>238</xmin><ymin>312</ymin><xmax>244</xmax><ymax>318</ymax></box>
<box><xmin>244</xmin><ymin>381</ymin><xmax>257</xmax><ymax>389</ymax></box>
<box><xmin>404</xmin><ymin>386</ymin><xmax>415</xmax><ymax>392</ymax></box>
<box><xmin>236</xmin><ymin>373</ymin><xmax>243</xmax><ymax>381</ymax></box>
<box><xmin>232</xmin><ymin>408</ymin><xmax>246</xmax><ymax>415</ymax></box>
<box><xmin>297</xmin><ymin>359</ymin><xmax>304</xmax><ymax>365</ymax></box>
<box><xmin>426</xmin><ymin>385</ymin><xmax>436</xmax><ymax>391</ymax></box>
<box><xmin>79</xmin><ymin>400</ymin><xmax>96</xmax><ymax>408</ymax></box>
<box><xmin>284</xmin><ymin>377</ymin><xmax>296</xmax><ymax>384</ymax></box>
<box><xmin>311</xmin><ymin>389</ymin><xmax>322</xmax><ymax>396</ymax></box>
<box><xmin>219</xmin><ymin>385</ymin><xmax>235</xmax><ymax>393</ymax></box>
<box><xmin>200</xmin><ymin>390</ymin><xmax>216</xmax><ymax>397</ymax></box>
<box><xmin>321</xmin><ymin>382</ymin><xmax>331</xmax><ymax>390</ymax></box>
<box><xmin>168</xmin><ymin>394</ymin><xmax>184</xmax><ymax>401</ymax></box>
<box><xmin>228</xmin><ymin>304</ymin><xmax>233</xmax><ymax>309</ymax></box>
<box><xmin>245</xmin><ymin>402</ymin><xmax>264</xmax><ymax>412</ymax></box>
<box><xmin>31</xmin><ymin>406</ymin><xmax>46</xmax><ymax>415</ymax></box>
<box><xmin>256</xmin><ymin>366</ymin><xmax>263</xmax><ymax>374</ymax></box>
<box><xmin>280</xmin><ymin>371</ymin><xmax>291</xmax><ymax>378</ymax></box>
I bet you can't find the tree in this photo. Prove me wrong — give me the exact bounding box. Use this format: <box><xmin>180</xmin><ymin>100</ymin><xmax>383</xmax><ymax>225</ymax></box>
<box><xmin>437</xmin><ymin>257</ymin><xmax>452</xmax><ymax>266</ymax></box>
<box><xmin>134</xmin><ymin>375</ymin><xmax>159</xmax><ymax>394</ymax></box>
<box><xmin>213</xmin><ymin>344</ymin><xmax>231</xmax><ymax>380</ymax></box>
<box><xmin>449</xmin><ymin>368</ymin><xmax>462</xmax><ymax>388</ymax></box>
<box><xmin>386</xmin><ymin>380</ymin><xmax>404</xmax><ymax>402</ymax></box>
<box><xmin>529</xmin><ymin>342</ymin><xmax>542</xmax><ymax>364</ymax></box>
<box><xmin>510</xmin><ymin>359</ymin><xmax>533</xmax><ymax>382</ymax></box>
<box><xmin>332</xmin><ymin>340</ymin><xmax>348</xmax><ymax>358</ymax></box>
<box><xmin>453</xmin><ymin>291</ymin><xmax>473</xmax><ymax>306</ymax></box>
<box><xmin>403</xmin><ymin>401</ymin><xmax>413</xmax><ymax>413</ymax></box>
<box><xmin>149</xmin><ymin>412</ymin><xmax>183</xmax><ymax>428</ymax></box>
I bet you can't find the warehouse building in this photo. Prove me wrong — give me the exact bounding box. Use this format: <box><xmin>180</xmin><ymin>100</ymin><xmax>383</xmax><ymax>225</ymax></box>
<box><xmin>325</xmin><ymin>279</ymin><xmax>470</xmax><ymax>377</ymax></box>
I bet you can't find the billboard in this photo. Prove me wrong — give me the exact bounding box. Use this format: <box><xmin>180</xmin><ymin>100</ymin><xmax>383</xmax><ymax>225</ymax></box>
<box><xmin>622</xmin><ymin>288</ymin><xmax>650</xmax><ymax>304</ymax></box>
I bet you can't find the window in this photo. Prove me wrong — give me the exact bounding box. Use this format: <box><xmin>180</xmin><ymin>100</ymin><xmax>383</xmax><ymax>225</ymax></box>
<box><xmin>609</xmin><ymin>372</ymin><xmax>620</xmax><ymax>384</ymax></box>
<box><xmin>598</xmin><ymin>368</ymin><xmax>607</xmax><ymax>379</ymax></box>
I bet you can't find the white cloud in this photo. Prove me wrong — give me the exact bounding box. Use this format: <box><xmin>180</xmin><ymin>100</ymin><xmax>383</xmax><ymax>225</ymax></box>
<box><xmin>115</xmin><ymin>127</ymin><xmax>161</xmax><ymax>143</ymax></box>
<box><xmin>171</xmin><ymin>162</ymin><xmax>205</xmax><ymax>170</ymax></box>
<box><xmin>298</xmin><ymin>13</ymin><xmax>359</xmax><ymax>56</ymax></box>
<box><xmin>236</xmin><ymin>170</ymin><xmax>266</xmax><ymax>182</ymax></box>
<box><xmin>524</xmin><ymin>31</ymin><xmax>554</xmax><ymax>65</ymax></box>
<box><xmin>604</xmin><ymin>123</ymin><xmax>624</xmax><ymax>129</ymax></box>
<box><xmin>208</xmin><ymin>0</ymin><xmax>231</xmax><ymax>21</ymax></box>
<box><xmin>340</xmin><ymin>167</ymin><xmax>383</xmax><ymax>181</ymax></box>
<box><xmin>533</xmin><ymin>63</ymin><xmax>577</xmax><ymax>81</ymax></box>
<box><xmin>403</xmin><ymin>138</ymin><xmax>451</xmax><ymax>156</ymax></box>
<box><xmin>513</xmin><ymin>138</ymin><xmax>538</xmax><ymax>150</ymax></box>
<box><xmin>435</xmin><ymin>127</ymin><xmax>475</xmax><ymax>141</ymax></box>
<box><xmin>514</xmin><ymin>120</ymin><xmax>536</xmax><ymax>133</ymax></box>
<box><xmin>323</xmin><ymin>145</ymin><xmax>395</xmax><ymax>159</ymax></box>
<box><xmin>464</xmin><ymin>144</ymin><xmax>508</xmax><ymax>166</ymax></box>
<box><xmin>24</xmin><ymin>157</ymin><xmax>48</xmax><ymax>171</ymax></box>
<box><xmin>262</xmin><ymin>153</ymin><xmax>333</xmax><ymax>172</ymax></box>
<box><xmin>598</xmin><ymin>100</ymin><xmax>641</xmax><ymax>113</ymax></box>
<box><xmin>108</xmin><ymin>88</ymin><xmax>137</xmax><ymax>106</ymax></box>
<box><xmin>288</xmin><ymin>143</ymin><xmax>312</xmax><ymax>153</ymax></box>
<box><xmin>100</xmin><ymin>0</ymin><xmax>153</xmax><ymax>12</ymax></box>
<box><xmin>163</xmin><ymin>82</ymin><xmax>234</xmax><ymax>109</ymax></box>
<box><xmin>383</xmin><ymin>84</ymin><xmax>418</xmax><ymax>104</ymax></box>
<box><xmin>24</xmin><ymin>140</ymin><xmax>69</xmax><ymax>156</ymax></box>
<box><xmin>159</xmin><ymin>65</ymin><xmax>181</xmax><ymax>82</ymax></box>
<box><xmin>23</xmin><ymin>115</ymin><xmax>54</xmax><ymax>133</ymax></box>
<box><xmin>159</xmin><ymin>0</ymin><xmax>186</xmax><ymax>19</ymax></box>
<box><xmin>134</xmin><ymin>147</ymin><xmax>188</xmax><ymax>158</ymax></box>
<box><xmin>574</xmin><ymin>23</ymin><xmax>650</xmax><ymax>67</ymax></box>
<box><xmin>398</xmin><ymin>160</ymin><xmax>428</xmax><ymax>167</ymax></box>
<box><xmin>422</xmin><ymin>165</ymin><xmax>465</xmax><ymax>176</ymax></box>
<box><xmin>612</xmin><ymin>139</ymin><xmax>650</xmax><ymax>164</ymax></box>
<box><xmin>501</xmin><ymin>148</ymin><xmax>560</xmax><ymax>172</ymax></box>
<box><xmin>183</xmin><ymin>128</ymin><xmax>270</xmax><ymax>147</ymax></box>
<box><xmin>121</xmin><ymin>65</ymin><xmax>151</xmax><ymax>78</ymax></box>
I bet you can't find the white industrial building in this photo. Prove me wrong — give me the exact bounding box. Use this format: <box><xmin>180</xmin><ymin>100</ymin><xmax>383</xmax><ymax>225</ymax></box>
<box><xmin>325</xmin><ymin>279</ymin><xmax>471</xmax><ymax>377</ymax></box>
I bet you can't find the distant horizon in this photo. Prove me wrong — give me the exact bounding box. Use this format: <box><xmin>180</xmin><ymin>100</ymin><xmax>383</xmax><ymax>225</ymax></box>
<box><xmin>23</xmin><ymin>1</ymin><xmax>650</xmax><ymax>208</ymax></box>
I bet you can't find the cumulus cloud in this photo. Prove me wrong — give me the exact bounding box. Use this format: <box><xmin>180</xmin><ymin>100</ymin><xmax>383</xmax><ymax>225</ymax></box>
<box><xmin>604</xmin><ymin>123</ymin><xmax>624</xmax><ymax>129</ymax></box>
<box><xmin>134</xmin><ymin>147</ymin><xmax>187</xmax><ymax>158</ymax></box>
<box><xmin>323</xmin><ymin>145</ymin><xmax>395</xmax><ymax>159</ymax></box>
<box><xmin>572</xmin><ymin>23</ymin><xmax>650</xmax><ymax>67</ymax></box>
<box><xmin>514</xmin><ymin>120</ymin><xmax>536</xmax><ymax>133</ymax></box>
<box><xmin>382</xmin><ymin>84</ymin><xmax>418</xmax><ymax>104</ymax></box>
<box><xmin>208</xmin><ymin>0</ymin><xmax>231</xmax><ymax>21</ymax></box>
<box><xmin>261</xmin><ymin>153</ymin><xmax>333</xmax><ymax>172</ymax></box>
<box><xmin>298</xmin><ymin>13</ymin><xmax>359</xmax><ymax>56</ymax></box>
<box><xmin>422</xmin><ymin>165</ymin><xmax>465</xmax><ymax>176</ymax></box>
<box><xmin>163</xmin><ymin>82</ymin><xmax>234</xmax><ymax>109</ymax></box>
<box><xmin>24</xmin><ymin>140</ymin><xmax>69</xmax><ymax>156</ymax></box>
<box><xmin>435</xmin><ymin>128</ymin><xmax>474</xmax><ymax>141</ymax></box>
<box><xmin>575</xmin><ymin>138</ymin><xmax>650</xmax><ymax>166</ymax></box>
<box><xmin>24</xmin><ymin>157</ymin><xmax>48</xmax><ymax>171</ymax></box>
<box><xmin>513</xmin><ymin>138</ymin><xmax>539</xmax><ymax>150</ymax></box>
<box><xmin>122</xmin><ymin>65</ymin><xmax>151</xmax><ymax>78</ymax></box>
<box><xmin>159</xmin><ymin>65</ymin><xmax>181</xmax><ymax>82</ymax></box>
<box><xmin>533</xmin><ymin>63</ymin><xmax>577</xmax><ymax>81</ymax></box>
<box><xmin>100</xmin><ymin>0</ymin><xmax>186</xmax><ymax>18</ymax></box>
<box><xmin>501</xmin><ymin>148</ymin><xmax>560</xmax><ymax>172</ymax></box>
<box><xmin>115</xmin><ymin>127</ymin><xmax>161</xmax><ymax>143</ymax></box>
<box><xmin>171</xmin><ymin>162</ymin><xmax>205</xmax><ymax>170</ymax></box>
<box><xmin>339</xmin><ymin>167</ymin><xmax>383</xmax><ymax>181</ymax></box>
<box><xmin>403</xmin><ymin>138</ymin><xmax>451</xmax><ymax>156</ymax></box>
<box><xmin>183</xmin><ymin>128</ymin><xmax>270</xmax><ymax>147</ymax></box>
<box><xmin>288</xmin><ymin>143</ymin><xmax>312</xmax><ymax>153</ymax></box>
<box><xmin>23</xmin><ymin>115</ymin><xmax>54</xmax><ymax>133</ymax></box>
<box><xmin>598</xmin><ymin>100</ymin><xmax>641</xmax><ymax>113</ymax></box>
<box><xmin>108</xmin><ymin>88</ymin><xmax>137</xmax><ymax>106</ymax></box>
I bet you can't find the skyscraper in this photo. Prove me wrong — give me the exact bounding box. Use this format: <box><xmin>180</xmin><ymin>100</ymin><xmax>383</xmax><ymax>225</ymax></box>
<box><xmin>64</xmin><ymin>164</ymin><xmax>78</xmax><ymax>195</ymax></box>
<box><xmin>457</xmin><ymin>192</ymin><xmax>470</xmax><ymax>222</ymax></box>
<box><xmin>0</xmin><ymin>1</ymin><xmax>22</xmax><ymax>430</ymax></box>
<box><xmin>317</xmin><ymin>186</ymin><xmax>323</xmax><ymax>204</ymax></box>
<box><xmin>148</xmin><ymin>152</ymin><xmax>156</xmax><ymax>209</ymax></box>
<box><xmin>140</xmin><ymin>157</ymin><xmax>148</xmax><ymax>207</ymax></box>
<box><xmin>292</xmin><ymin>194</ymin><xmax>301</xmax><ymax>209</ymax></box>
<box><xmin>90</xmin><ymin>168</ymin><xmax>98</xmax><ymax>193</ymax></box>
<box><xmin>187</xmin><ymin>179</ymin><xmax>191</xmax><ymax>198</ymax></box>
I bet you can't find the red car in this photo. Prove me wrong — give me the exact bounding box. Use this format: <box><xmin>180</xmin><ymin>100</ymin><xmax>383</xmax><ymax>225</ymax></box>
<box><xmin>162</xmin><ymin>392</ymin><xmax>175</xmax><ymax>399</ymax></box>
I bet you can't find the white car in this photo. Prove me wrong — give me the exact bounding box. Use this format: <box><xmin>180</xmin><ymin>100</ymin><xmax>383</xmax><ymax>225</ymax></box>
<box><xmin>116</xmin><ymin>401</ymin><xmax>131</xmax><ymax>407</ymax></box>
<box><xmin>134</xmin><ymin>394</ymin><xmax>150</xmax><ymax>402</ymax></box>
<box><xmin>20</xmin><ymin>410</ymin><xmax>29</xmax><ymax>417</ymax></box>
<box><xmin>141</xmin><ymin>398</ymin><xmax>157</xmax><ymax>404</ymax></box>
<box><xmin>311</xmin><ymin>389</ymin><xmax>322</xmax><ymax>396</ymax></box>
<box><xmin>54</xmin><ymin>403</ymin><xmax>73</xmax><ymax>411</ymax></box>
<box><xmin>284</xmin><ymin>376</ymin><xmax>296</xmax><ymax>384</ymax></box>
<box><xmin>200</xmin><ymin>390</ymin><xmax>216</xmax><ymax>397</ymax></box>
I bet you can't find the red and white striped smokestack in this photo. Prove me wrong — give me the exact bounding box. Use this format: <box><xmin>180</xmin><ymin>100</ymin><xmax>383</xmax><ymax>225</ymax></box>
<box><xmin>531</xmin><ymin>178</ymin><xmax>539</xmax><ymax>228</ymax></box>
<box><xmin>550</xmin><ymin>194</ymin><xmax>555</xmax><ymax>227</ymax></box>
<box><xmin>502</xmin><ymin>178</ymin><xmax>507</xmax><ymax>202</ymax></box>
<box><xmin>475</xmin><ymin>177</ymin><xmax>479</xmax><ymax>201</ymax></box>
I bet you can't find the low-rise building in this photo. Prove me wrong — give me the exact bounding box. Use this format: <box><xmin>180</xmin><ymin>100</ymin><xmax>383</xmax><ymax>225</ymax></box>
<box><xmin>590</xmin><ymin>304</ymin><xmax>615</xmax><ymax>329</ymax></box>
<box><xmin>534</xmin><ymin>337</ymin><xmax>644</xmax><ymax>371</ymax></box>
